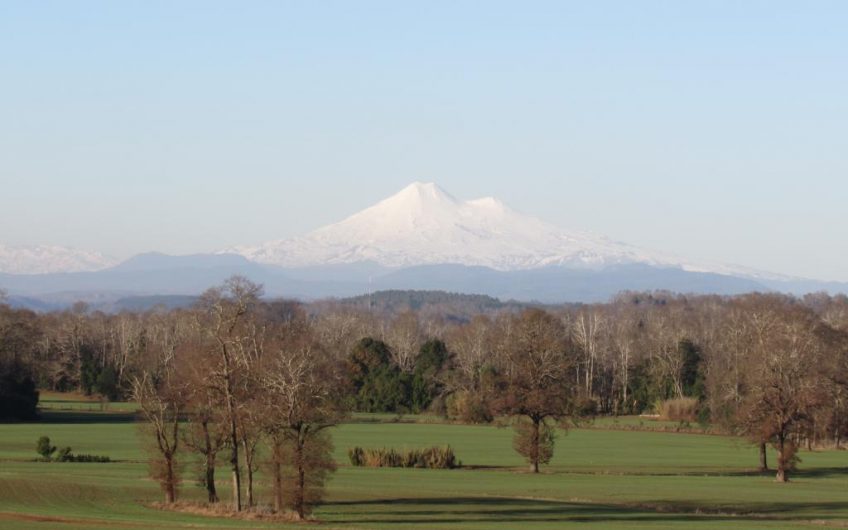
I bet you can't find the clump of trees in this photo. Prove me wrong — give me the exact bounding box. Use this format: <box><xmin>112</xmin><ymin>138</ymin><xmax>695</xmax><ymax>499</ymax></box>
<box><xmin>130</xmin><ymin>278</ymin><xmax>348</xmax><ymax>519</ymax></box>
<box><xmin>345</xmin><ymin>336</ymin><xmax>450</xmax><ymax>414</ymax></box>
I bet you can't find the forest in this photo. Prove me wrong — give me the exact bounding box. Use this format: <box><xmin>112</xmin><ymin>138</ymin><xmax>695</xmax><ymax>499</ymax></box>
<box><xmin>1</xmin><ymin>278</ymin><xmax>847</xmax><ymax>518</ymax></box>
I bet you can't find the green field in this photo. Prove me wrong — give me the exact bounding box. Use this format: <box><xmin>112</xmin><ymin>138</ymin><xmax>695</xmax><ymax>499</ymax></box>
<box><xmin>0</xmin><ymin>397</ymin><xmax>846</xmax><ymax>529</ymax></box>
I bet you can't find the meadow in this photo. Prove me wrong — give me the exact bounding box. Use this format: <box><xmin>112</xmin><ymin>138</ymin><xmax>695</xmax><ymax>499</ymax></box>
<box><xmin>0</xmin><ymin>394</ymin><xmax>846</xmax><ymax>529</ymax></box>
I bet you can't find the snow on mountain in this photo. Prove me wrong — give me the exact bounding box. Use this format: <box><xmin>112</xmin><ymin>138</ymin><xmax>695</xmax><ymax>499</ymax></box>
<box><xmin>0</xmin><ymin>244</ymin><xmax>115</xmax><ymax>274</ymax></box>
<box><xmin>228</xmin><ymin>182</ymin><xmax>781</xmax><ymax>278</ymax></box>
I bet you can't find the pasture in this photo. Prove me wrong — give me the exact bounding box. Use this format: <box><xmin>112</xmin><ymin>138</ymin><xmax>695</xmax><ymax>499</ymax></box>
<box><xmin>0</xmin><ymin>394</ymin><xmax>846</xmax><ymax>529</ymax></box>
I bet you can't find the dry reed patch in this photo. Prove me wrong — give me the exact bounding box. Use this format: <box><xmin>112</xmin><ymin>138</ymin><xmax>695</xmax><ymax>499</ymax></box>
<box><xmin>149</xmin><ymin>501</ymin><xmax>316</xmax><ymax>523</ymax></box>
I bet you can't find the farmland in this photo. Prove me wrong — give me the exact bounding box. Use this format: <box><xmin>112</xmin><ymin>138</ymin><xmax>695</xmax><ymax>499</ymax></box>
<box><xmin>0</xmin><ymin>394</ymin><xmax>846</xmax><ymax>529</ymax></box>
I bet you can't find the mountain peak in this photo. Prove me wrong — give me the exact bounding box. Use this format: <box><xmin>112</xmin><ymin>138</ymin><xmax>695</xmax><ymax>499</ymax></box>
<box><xmin>230</xmin><ymin>182</ymin><xmax>677</xmax><ymax>271</ymax></box>
<box><xmin>380</xmin><ymin>182</ymin><xmax>457</xmax><ymax>210</ymax></box>
<box><xmin>225</xmin><ymin>182</ymin><xmax>782</xmax><ymax>279</ymax></box>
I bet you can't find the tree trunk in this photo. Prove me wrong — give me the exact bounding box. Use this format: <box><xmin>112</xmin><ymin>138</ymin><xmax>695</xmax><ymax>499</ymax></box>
<box><xmin>271</xmin><ymin>437</ymin><xmax>284</xmax><ymax>512</ymax></box>
<box><xmin>758</xmin><ymin>442</ymin><xmax>768</xmax><ymax>472</ymax></box>
<box><xmin>274</xmin><ymin>461</ymin><xmax>283</xmax><ymax>512</ymax></box>
<box><xmin>230</xmin><ymin>439</ymin><xmax>241</xmax><ymax>510</ymax></box>
<box><xmin>530</xmin><ymin>418</ymin><xmax>540</xmax><ymax>473</ymax></box>
<box><xmin>296</xmin><ymin>439</ymin><xmax>306</xmax><ymax>519</ymax></box>
<box><xmin>776</xmin><ymin>435</ymin><xmax>788</xmax><ymax>483</ymax></box>
<box><xmin>165</xmin><ymin>455</ymin><xmax>176</xmax><ymax>503</ymax></box>
<box><xmin>202</xmin><ymin>420</ymin><xmax>218</xmax><ymax>503</ymax></box>
<box><xmin>225</xmin><ymin>383</ymin><xmax>241</xmax><ymax>510</ymax></box>
<box><xmin>622</xmin><ymin>353</ymin><xmax>629</xmax><ymax>413</ymax></box>
<box><xmin>220</xmin><ymin>339</ymin><xmax>241</xmax><ymax>511</ymax></box>
<box><xmin>205</xmin><ymin>454</ymin><xmax>218</xmax><ymax>503</ymax></box>
<box><xmin>245</xmin><ymin>448</ymin><xmax>254</xmax><ymax>508</ymax></box>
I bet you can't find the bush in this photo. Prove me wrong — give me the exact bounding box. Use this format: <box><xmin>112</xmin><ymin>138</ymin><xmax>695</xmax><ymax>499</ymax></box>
<box><xmin>36</xmin><ymin>436</ymin><xmax>56</xmax><ymax>460</ymax></box>
<box><xmin>40</xmin><ymin>441</ymin><xmax>111</xmax><ymax>463</ymax></box>
<box><xmin>347</xmin><ymin>446</ymin><xmax>458</xmax><ymax>469</ymax></box>
<box><xmin>656</xmin><ymin>397</ymin><xmax>699</xmax><ymax>422</ymax></box>
<box><xmin>65</xmin><ymin>453</ymin><xmax>111</xmax><ymax>463</ymax></box>
<box><xmin>446</xmin><ymin>390</ymin><xmax>492</xmax><ymax>424</ymax></box>
<box><xmin>347</xmin><ymin>446</ymin><xmax>365</xmax><ymax>466</ymax></box>
<box><xmin>55</xmin><ymin>446</ymin><xmax>73</xmax><ymax>462</ymax></box>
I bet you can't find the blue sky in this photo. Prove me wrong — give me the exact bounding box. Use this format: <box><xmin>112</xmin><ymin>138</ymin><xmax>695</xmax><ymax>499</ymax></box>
<box><xmin>1</xmin><ymin>1</ymin><xmax>846</xmax><ymax>280</ymax></box>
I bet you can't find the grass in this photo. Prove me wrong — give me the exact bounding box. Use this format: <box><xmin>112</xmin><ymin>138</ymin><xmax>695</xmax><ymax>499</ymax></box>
<box><xmin>0</xmin><ymin>396</ymin><xmax>845</xmax><ymax>529</ymax></box>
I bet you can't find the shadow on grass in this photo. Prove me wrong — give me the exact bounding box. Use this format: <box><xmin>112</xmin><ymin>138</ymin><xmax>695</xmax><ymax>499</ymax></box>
<box><xmin>584</xmin><ymin>467</ymin><xmax>848</xmax><ymax>478</ymax></box>
<box><xmin>619</xmin><ymin>466</ymin><xmax>848</xmax><ymax>479</ymax></box>
<box><xmin>325</xmin><ymin>496</ymin><xmax>848</xmax><ymax>525</ymax></box>
<box><xmin>792</xmin><ymin>466</ymin><xmax>848</xmax><ymax>479</ymax></box>
<box><xmin>34</xmin><ymin>410</ymin><xmax>138</xmax><ymax>424</ymax></box>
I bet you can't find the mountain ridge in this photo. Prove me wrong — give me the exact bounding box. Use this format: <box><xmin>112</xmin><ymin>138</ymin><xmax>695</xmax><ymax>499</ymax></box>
<box><xmin>0</xmin><ymin>244</ymin><xmax>115</xmax><ymax>275</ymax></box>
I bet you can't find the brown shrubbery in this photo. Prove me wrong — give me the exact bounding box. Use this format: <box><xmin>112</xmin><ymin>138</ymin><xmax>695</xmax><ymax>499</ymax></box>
<box><xmin>446</xmin><ymin>390</ymin><xmax>493</xmax><ymax>424</ymax></box>
<box><xmin>348</xmin><ymin>446</ymin><xmax>458</xmax><ymax>469</ymax></box>
<box><xmin>656</xmin><ymin>397</ymin><xmax>699</xmax><ymax>422</ymax></box>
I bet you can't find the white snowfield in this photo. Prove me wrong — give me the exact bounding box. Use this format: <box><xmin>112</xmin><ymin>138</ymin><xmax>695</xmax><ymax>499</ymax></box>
<box><xmin>0</xmin><ymin>244</ymin><xmax>115</xmax><ymax>275</ymax></box>
<box><xmin>228</xmin><ymin>182</ymin><xmax>785</xmax><ymax>280</ymax></box>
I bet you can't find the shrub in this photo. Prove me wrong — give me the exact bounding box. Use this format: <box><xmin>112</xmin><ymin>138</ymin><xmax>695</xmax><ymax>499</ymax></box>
<box><xmin>46</xmin><ymin>444</ymin><xmax>111</xmax><ymax>463</ymax></box>
<box><xmin>347</xmin><ymin>446</ymin><xmax>458</xmax><ymax>469</ymax></box>
<box><xmin>446</xmin><ymin>390</ymin><xmax>493</xmax><ymax>424</ymax></box>
<box><xmin>420</xmin><ymin>446</ymin><xmax>457</xmax><ymax>469</ymax></box>
<box><xmin>657</xmin><ymin>397</ymin><xmax>699</xmax><ymax>422</ymax></box>
<box><xmin>347</xmin><ymin>446</ymin><xmax>364</xmax><ymax>466</ymax></box>
<box><xmin>36</xmin><ymin>436</ymin><xmax>56</xmax><ymax>460</ymax></box>
<box><xmin>66</xmin><ymin>453</ymin><xmax>111</xmax><ymax>463</ymax></box>
<box><xmin>56</xmin><ymin>446</ymin><xmax>73</xmax><ymax>462</ymax></box>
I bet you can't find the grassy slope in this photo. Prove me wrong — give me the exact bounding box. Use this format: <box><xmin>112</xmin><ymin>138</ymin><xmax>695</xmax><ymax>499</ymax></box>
<box><xmin>0</xmin><ymin>400</ymin><xmax>846</xmax><ymax>529</ymax></box>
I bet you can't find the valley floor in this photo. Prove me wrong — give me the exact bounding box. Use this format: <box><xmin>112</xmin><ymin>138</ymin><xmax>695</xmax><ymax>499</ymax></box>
<box><xmin>0</xmin><ymin>396</ymin><xmax>846</xmax><ymax>529</ymax></box>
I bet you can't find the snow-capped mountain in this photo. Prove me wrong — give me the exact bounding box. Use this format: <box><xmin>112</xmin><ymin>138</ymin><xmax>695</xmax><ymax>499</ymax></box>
<box><xmin>0</xmin><ymin>244</ymin><xmax>115</xmax><ymax>274</ymax></box>
<box><xmin>228</xmin><ymin>182</ymin><xmax>780</xmax><ymax>279</ymax></box>
<box><xmin>1</xmin><ymin>182</ymin><xmax>843</xmax><ymax>308</ymax></box>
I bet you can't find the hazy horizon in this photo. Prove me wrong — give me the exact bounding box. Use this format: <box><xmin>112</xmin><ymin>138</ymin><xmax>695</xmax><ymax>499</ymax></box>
<box><xmin>2</xmin><ymin>2</ymin><xmax>846</xmax><ymax>281</ymax></box>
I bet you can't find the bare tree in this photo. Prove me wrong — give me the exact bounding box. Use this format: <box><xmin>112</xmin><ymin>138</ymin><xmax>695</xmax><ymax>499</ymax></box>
<box><xmin>261</xmin><ymin>324</ymin><xmax>347</xmax><ymax>518</ymax></box>
<box><xmin>445</xmin><ymin>315</ymin><xmax>497</xmax><ymax>422</ymax></box>
<box><xmin>197</xmin><ymin>276</ymin><xmax>264</xmax><ymax>511</ymax></box>
<box><xmin>180</xmin><ymin>343</ymin><xmax>227</xmax><ymax>503</ymax></box>
<box><xmin>573</xmin><ymin>308</ymin><xmax>604</xmax><ymax>397</ymax></box>
<box><xmin>738</xmin><ymin>296</ymin><xmax>826</xmax><ymax>482</ymax></box>
<box><xmin>132</xmin><ymin>368</ymin><xmax>187</xmax><ymax>504</ymax></box>
<box><xmin>383</xmin><ymin>310</ymin><xmax>422</xmax><ymax>373</ymax></box>
<box><xmin>495</xmin><ymin>309</ymin><xmax>576</xmax><ymax>472</ymax></box>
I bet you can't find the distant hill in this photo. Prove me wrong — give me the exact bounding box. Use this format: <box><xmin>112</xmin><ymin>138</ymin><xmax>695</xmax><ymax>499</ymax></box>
<box><xmin>332</xmin><ymin>289</ymin><xmax>549</xmax><ymax>321</ymax></box>
<box><xmin>110</xmin><ymin>295</ymin><xmax>199</xmax><ymax>312</ymax></box>
<box><xmin>340</xmin><ymin>289</ymin><xmax>508</xmax><ymax>311</ymax></box>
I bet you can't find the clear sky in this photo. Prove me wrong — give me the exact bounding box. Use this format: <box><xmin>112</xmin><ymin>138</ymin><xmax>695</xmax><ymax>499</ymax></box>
<box><xmin>1</xmin><ymin>1</ymin><xmax>846</xmax><ymax>281</ymax></box>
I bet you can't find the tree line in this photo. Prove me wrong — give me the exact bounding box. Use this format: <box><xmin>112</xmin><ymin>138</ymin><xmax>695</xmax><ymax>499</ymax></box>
<box><xmin>1</xmin><ymin>281</ymin><xmax>847</xmax><ymax>516</ymax></box>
